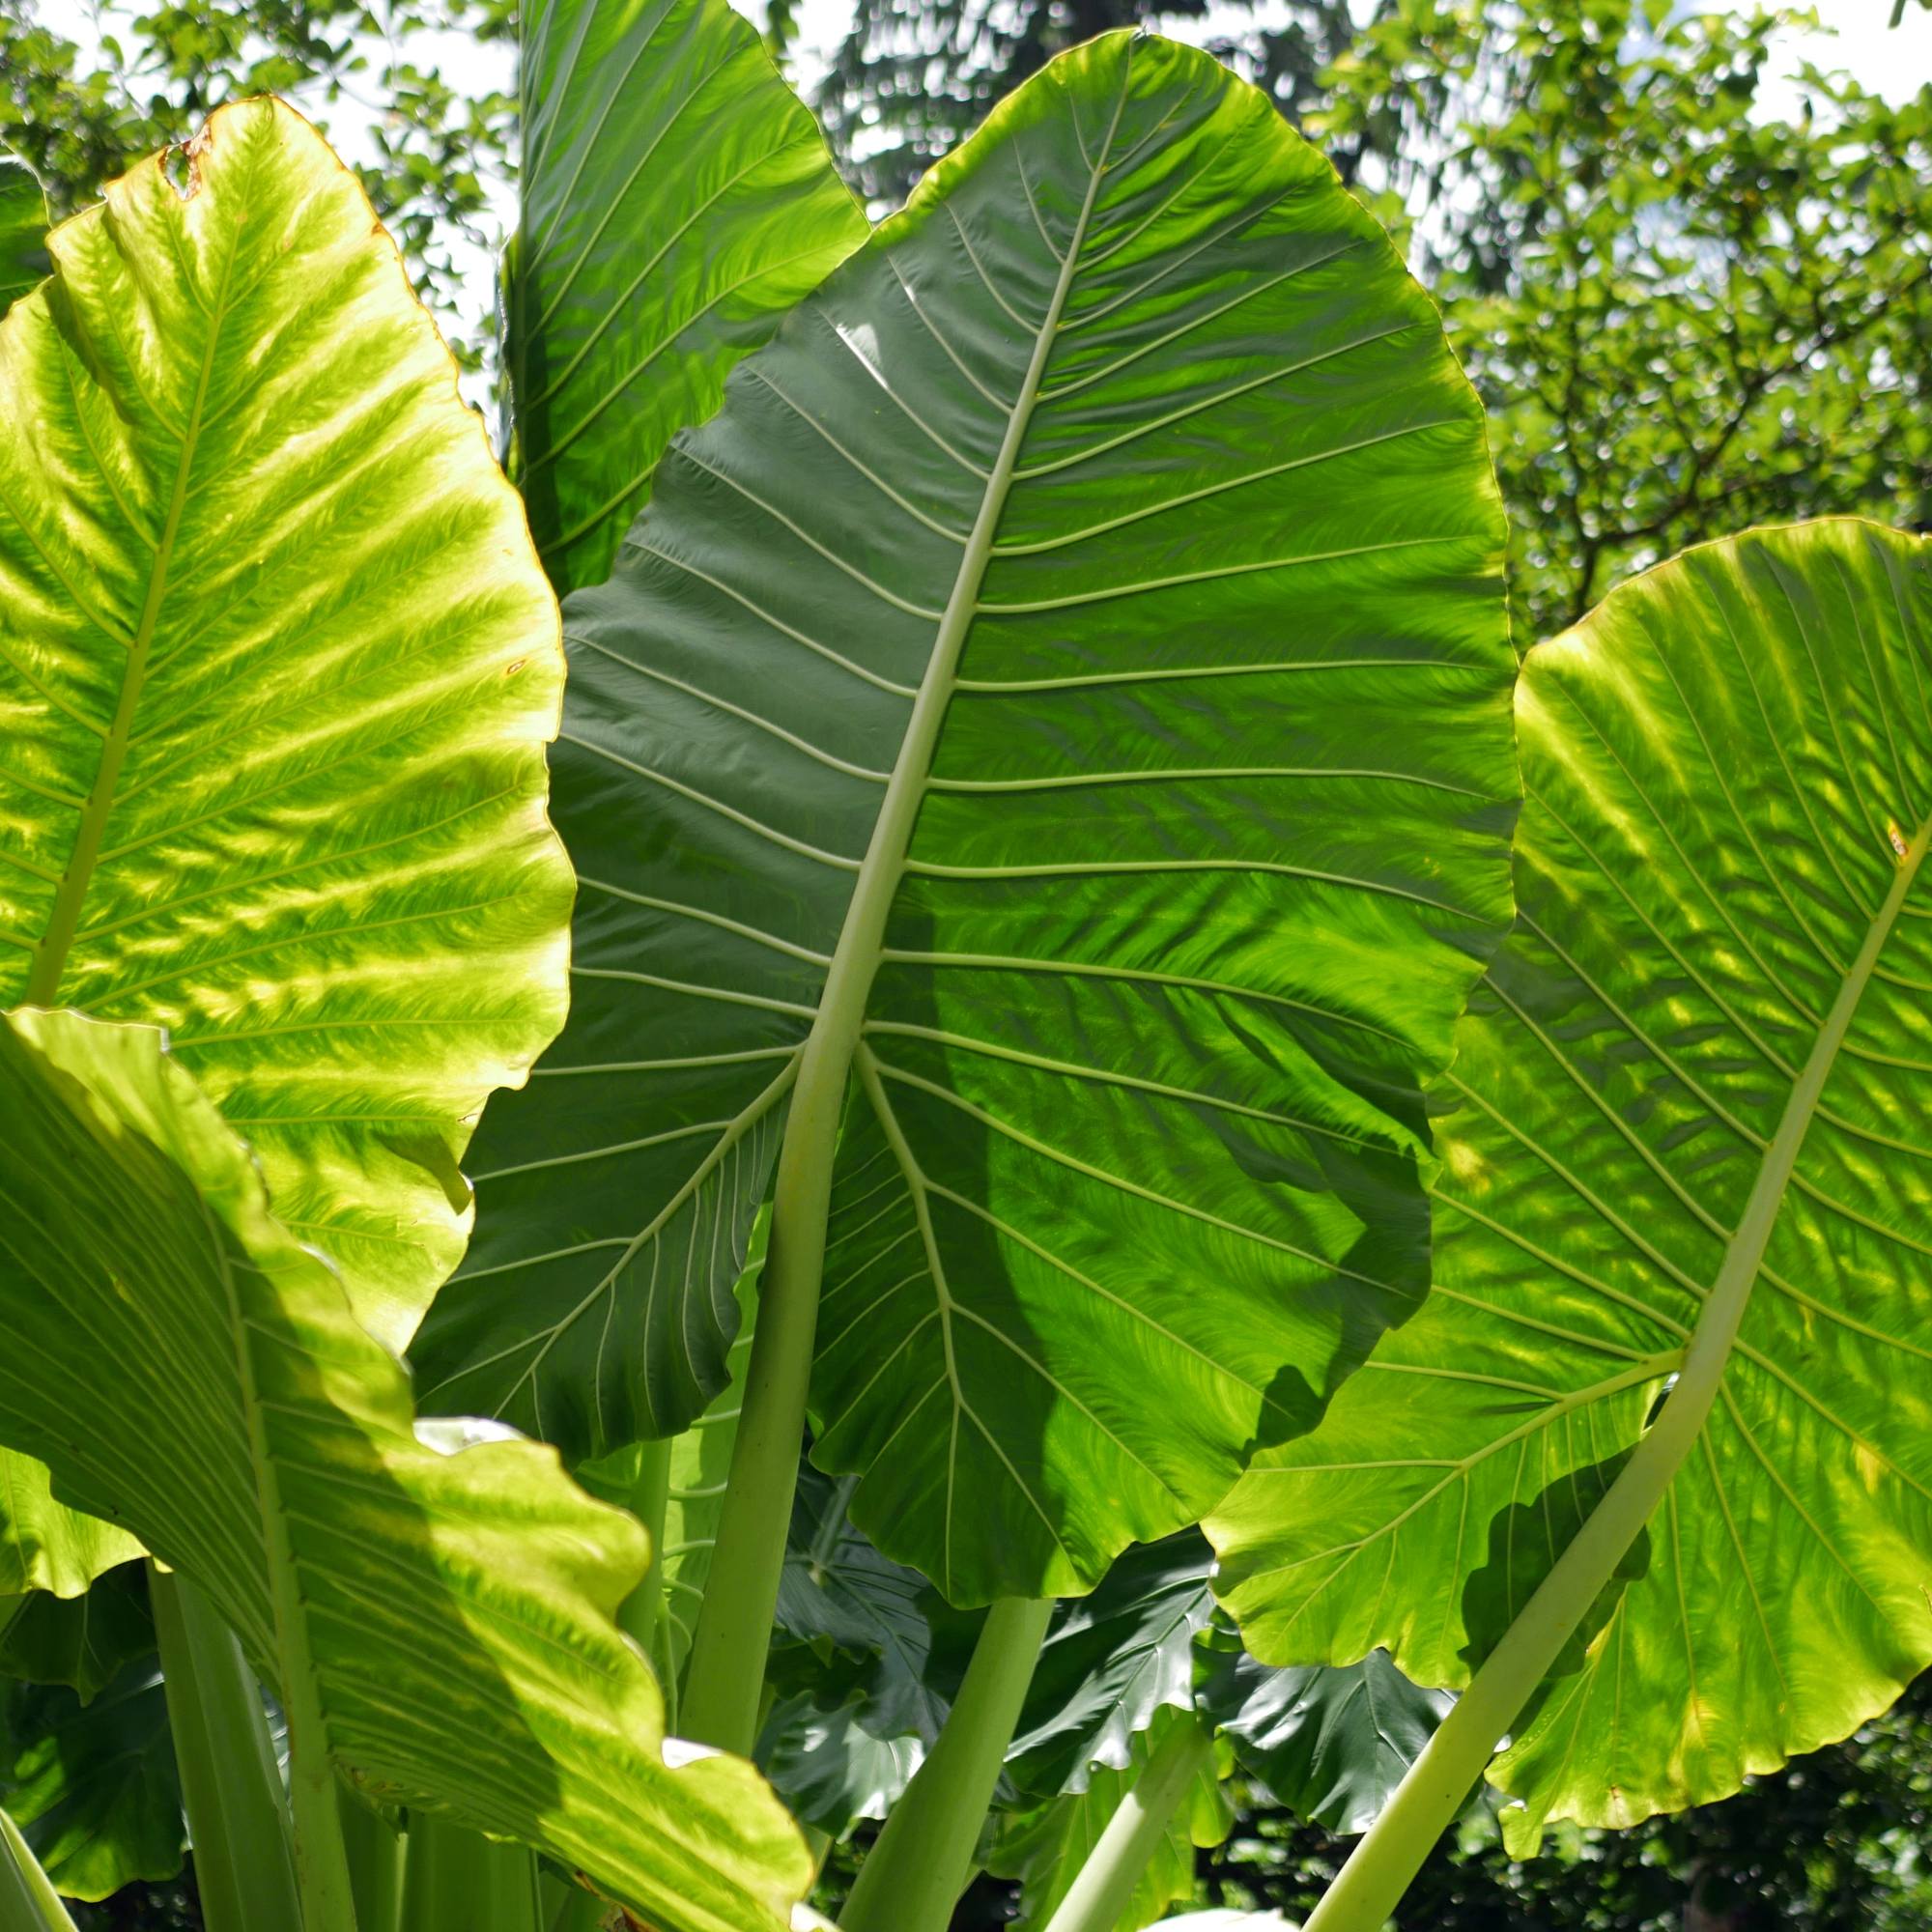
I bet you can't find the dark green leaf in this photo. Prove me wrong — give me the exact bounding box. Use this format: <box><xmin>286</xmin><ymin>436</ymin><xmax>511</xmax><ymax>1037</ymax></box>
<box><xmin>415</xmin><ymin>31</ymin><xmax>1517</xmax><ymax>1608</ymax></box>
<box><xmin>1194</xmin><ymin>1631</ymin><xmax>1447</xmax><ymax>1833</ymax></box>
<box><xmin>0</xmin><ymin>1566</ymin><xmax>154</xmax><ymax>1703</ymax></box>
<box><xmin>1</xmin><ymin>1662</ymin><xmax>182</xmax><ymax>1903</ymax></box>
<box><xmin>0</xmin><ymin>155</ymin><xmax>48</xmax><ymax>313</ymax></box>
<box><xmin>1009</xmin><ymin>1533</ymin><xmax>1216</xmax><ymax>1798</ymax></box>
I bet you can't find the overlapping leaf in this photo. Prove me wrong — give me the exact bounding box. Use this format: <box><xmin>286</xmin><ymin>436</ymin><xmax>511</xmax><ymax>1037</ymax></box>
<box><xmin>0</xmin><ymin>1565</ymin><xmax>154</xmax><ymax>1703</ymax></box>
<box><xmin>1194</xmin><ymin>1630</ymin><xmax>1447</xmax><ymax>1833</ymax></box>
<box><xmin>0</xmin><ymin>97</ymin><xmax>570</xmax><ymax>1350</ymax></box>
<box><xmin>0</xmin><ymin>1663</ymin><xmax>181</xmax><ymax>1902</ymax></box>
<box><xmin>1009</xmin><ymin>1533</ymin><xmax>1217</xmax><ymax>1799</ymax></box>
<box><xmin>508</xmin><ymin>0</ymin><xmax>867</xmax><ymax>592</ymax></box>
<box><xmin>757</xmin><ymin>1466</ymin><xmax>971</xmax><ymax>1827</ymax></box>
<box><xmin>415</xmin><ymin>31</ymin><xmax>1517</xmax><ymax>1604</ymax></box>
<box><xmin>577</xmin><ymin>1223</ymin><xmax>760</xmax><ymax>1712</ymax></box>
<box><xmin>0</xmin><ymin>1009</ymin><xmax>810</xmax><ymax>1932</ymax></box>
<box><xmin>1211</xmin><ymin>521</ymin><xmax>1932</xmax><ymax>1846</ymax></box>
<box><xmin>0</xmin><ymin>1463</ymin><xmax>139</xmax><ymax>1604</ymax></box>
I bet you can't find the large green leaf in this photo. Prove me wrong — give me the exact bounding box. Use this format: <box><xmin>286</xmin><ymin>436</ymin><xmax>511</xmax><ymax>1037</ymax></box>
<box><xmin>0</xmin><ymin>97</ymin><xmax>571</xmax><ymax>1351</ymax></box>
<box><xmin>1210</xmin><ymin>520</ymin><xmax>1932</xmax><ymax>1848</ymax></box>
<box><xmin>0</xmin><ymin>1009</ymin><xmax>810</xmax><ymax>1932</ymax></box>
<box><xmin>414</xmin><ymin>30</ymin><xmax>1517</xmax><ymax>1602</ymax></box>
<box><xmin>508</xmin><ymin>0</ymin><xmax>867</xmax><ymax>593</ymax></box>
<box><xmin>1</xmin><ymin>1663</ymin><xmax>183</xmax><ymax>1903</ymax></box>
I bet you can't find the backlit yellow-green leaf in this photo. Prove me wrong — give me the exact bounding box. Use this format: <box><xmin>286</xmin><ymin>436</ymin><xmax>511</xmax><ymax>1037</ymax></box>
<box><xmin>0</xmin><ymin>1009</ymin><xmax>811</xmax><ymax>1932</ymax></box>
<box><xmin>1211</xmin><ymin>519</ymin><xmax>1932</xmax><ymax>1846</ymax></box>
<box><xmin>0</xmin><ymin>98</ymin><xmax>572</xmax><ymax>1350</ymax></box>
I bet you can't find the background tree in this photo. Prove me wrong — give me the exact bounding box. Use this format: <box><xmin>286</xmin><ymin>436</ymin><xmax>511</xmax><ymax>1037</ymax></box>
<box><xmin>1195</xmin><ymin>1672</ymin><xmax>1932</xmax><ymax>1932</ymax></box>
<box><xmin>0</xmin><ymin>0</ymin><xmax>516</xmax><ymax>361</ymax></box>
<box><xmin>6</xmin><ymin>0</ymin><xmax>1927</xmax><ymax>627</ymax></box>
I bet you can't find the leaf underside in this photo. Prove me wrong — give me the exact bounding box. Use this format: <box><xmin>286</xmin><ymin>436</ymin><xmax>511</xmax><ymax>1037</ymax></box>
<box><xmin>1210</xmin><ymin>519</ymin><xmax>1932</xmax><ymax>1845</ymax></box>
<box><xmin>416</xmin><ymin>31</ymin><xmax>1517</xmax><ymax>1605</ymax></box>
<box><xmin>0</xmin><ymin>1009</ymin><xmax>810</xmax><ymax>1932</ymax></box>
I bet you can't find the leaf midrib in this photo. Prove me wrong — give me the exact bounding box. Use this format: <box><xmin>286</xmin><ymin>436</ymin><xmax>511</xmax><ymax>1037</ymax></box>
<box><xmin>24</xmin><ymin>212</ymin><xmax>236</xmax><ymax>1007</ymax></box>
<box><xmin>791</xmin><ymin>58</ymin><xmax>1131</xmax><ymax>1124</ymax></box>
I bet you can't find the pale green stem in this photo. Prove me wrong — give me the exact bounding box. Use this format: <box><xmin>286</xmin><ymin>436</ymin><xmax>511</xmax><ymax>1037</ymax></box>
<box><xmin>1303</xmin><ymin>815</ymin><xmax>1932</xmax><ymax>1932</ymax></box>
<box><xmin>838</xmin><ymin>1596</ymin><xmax>1055</xmax><ymax>1932</ymax></box>
<box><xmin>148</xmin><ymin>1564</ymin><xmax>303</xmax><ymax>1932</ymax></box>
<box><xmin>1040</xmin><ymin>1714</ymin><xmax>1214</xmax><ymax>1932</ymax></box>
<box><xmin>287</xmin><ymin>1711</ymin><xmax>358</xmax><ymax>1931</ymax></box>
<box><xmin>614</xmin><ymin>1436</ymin><xmax>673</xmax><ymax>1671</ymax></box>
<box><xmin>338</xmin><ymin>1792</ymin><xmax>406</xmax><ymax>1932</ymax></box>
<box><xmin>678</xmin><ymin>83</ymin><xmax>1127</xmax><ymax>1755</ymax></box>
<box><xmin>0</xmin><ymin>1808</ymin><xmax>76</xmax><ymax>1932</ymax></box>
<box><xmin>403</xmin><ymin>1813</ymin><xmax>545</xmax><ymax>1932</ymax></box>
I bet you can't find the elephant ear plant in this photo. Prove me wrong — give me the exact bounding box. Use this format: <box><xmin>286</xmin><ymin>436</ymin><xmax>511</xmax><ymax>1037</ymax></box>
<box><xmin>414</xmin><ymin>11</ymin><xmax>1518</xmax><ymax>1774</ymax></box>
<box><xmin>412</xmin><ymin>18</ymin><xmax>1520</xmax><ymax>1926</ymax></box>
<box><xmin>1212</xmin><ymin>518</ymin><xmax>1932</xmax><ymax>1930</ymax></box>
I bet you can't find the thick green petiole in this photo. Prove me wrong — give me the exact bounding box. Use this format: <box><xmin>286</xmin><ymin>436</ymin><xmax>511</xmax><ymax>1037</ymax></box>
<box><xmin>148</xmin><ymin>1564</ymin><xmax>303</xmax><ymax>1932</ymax></box>
<box><xmin>838</xmin><ymin>1595</ymin><xmax>1055</xmax><ymax>1932</ymax></box>
<box><xmin>0</xmin><ymin>1807</ymin><xmax>76</xmax><ymax>1932</ymax></box>
<box><xmin>613</xmin><ymin>1436</ymin><xmax>673</xmax><ymax>1670</ymax></box>
<box><xmin>1303</xmin><ymin>820</ymin><xmax>1932</xmax><ymax>1932</ymax></box>
<box><xmin>403</xmin><ymin>1814</ymin><xmax>545</xmax><ymax>1932</ymax></box>
<box><xmin>1040</xmin><ymin>1713</ymin><xmax>1215</xmax><ymax>1932</ymax></box>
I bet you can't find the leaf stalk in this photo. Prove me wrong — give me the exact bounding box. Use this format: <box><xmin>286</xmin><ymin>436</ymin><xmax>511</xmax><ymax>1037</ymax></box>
<box><xmin>149</xmin><ymin>1564</ymin><xmax>303</xmax><ymax>1932</ymax></box>
<box><xmin>1039</xmin><ymin>1712</ymin><xmax>1215</xmax><ymax>1932</ymax></box>
<box><xmin>0</xmin><ymin>1807</ymin><xmax>76</xmax><ymax>1932</ymax></box>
